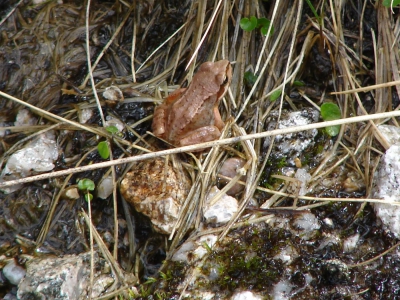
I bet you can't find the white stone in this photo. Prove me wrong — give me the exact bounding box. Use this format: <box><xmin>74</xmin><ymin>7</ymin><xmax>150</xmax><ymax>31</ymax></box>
<box><xmin>317</xmin><ymin>233</ymin><xmax>340</xmax><ymax>251</ymax></box>
<box><xmin>231</xmin><ymin>291</ymin><xmax>263</xmax><ymax>300</ymax></box>
<box><xmin>372</xmin><ymin>144</ymin><xmax>400</xmax><ymax>238</ymax></box>
<box><xmin>62</xmin><ymin>186</ymin><xmax>80</xmax><ymax>200</ymax></box>
<box><xmin>294</xmin><ymin>168</ymin><xmax>311</xmax><ymax>196</ymax></box>
<box><xmin>171</xmin><ymin>234</ymin><xmax>218</xmax><ymax>263</ymax></box>
<box><xmin>17</xmin><ymin>252</ymin><xmax>121</xmax><ymax>300</ymax></box>
<box><xmin>273</xmin><ymin>245</ymin><xmax>299</xmax><ymax>264</ymax></box>
<box><xmin>203</xmin><ymin>186</ymin><xmax>238</xmax><ymax>225</ymax></box>
<box><xmin>271</xmin><ymin>280</ymin><xmax>294</xmax><ymax>300</ymax></box>
<box><xmin>105</xmin><ymin>116</ymin><xmax>124</xmax><ymax>132</ymax></box>
<box><xmin>15</xmin><ymin>109</ymin><xmax>37</xmax><ymax>127</ymax></box>
<box><xmin>343</xmin><ymin>233</ymin><xmax>360</xmax><ymax>253</ymax></box>
<box><xmin>3</xmin><ymin>260</ymin><xmax>26</xmax><ymax>285</ymax></box>
<box><xmin>377</xmin><ymin>124</ymin><xmax>400</xmax><ymax>146</ymax></box>
<box><xmin>103</xmin><ymin>86</ymin><xmax>124</xmax><ymax>102</ymax></box>
<box><xmin>97</xmin><ymin>176</ymin><xmax>113</xmax><ymax>199</ymax></box>
<box><xmin>323</xmin><ymin>218</ymin><xmax>334</xmax><ymax>227</ymax></box>
<box><xmin>0</xmin><ymin>132</ymin><xmax>58</xmax><ymax>193</ymax></box>
<box><xmin>78</xmin><ymin>108</ymin><xmax>93</xmax><ymax>124</ymax></box>
<box><xmin>292</xmin><ymin>212</ymin><xmax>320</xmax><ymax>240</ymax></box>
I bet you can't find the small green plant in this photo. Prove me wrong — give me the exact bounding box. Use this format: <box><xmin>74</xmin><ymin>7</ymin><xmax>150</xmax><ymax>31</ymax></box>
<box><xmin>244</xmin><ymin>71</ymin><xmax>258</xmax><ymax>85</ymax></box>
<box><xmin>240</xmin><ymin>16</ymin><xmax>257</xmax><ymax>31</ymax></box>
<box><xmin>106</xmin><ymin>125</ymin><xmax>119</xmax><ymax>134</ymax></box>
<box><xmin>304</xmin><ymin>0</ymin><xmax>322</xmax><ymax>24</ymax></box>
<box><xmin>320</xmin><ymin>102</ymin><xmax>341</xmax><ymax>137</ymax></box>
<box><xmin>293</xmin><ymin>80</ymin><xmax>305</xmax><ymax>87</ymax></box>
<box><xmin>97</xmin><ymin>141</ymin><xmax>110</xmax><ymax>159</ymax></box>
<box><xmin>240</xmin><ymin>16</ymin><xmax>274</xmax><ymax>36</ymax></box>
<box><xmin>159</xmin><ymin>270</ymin><xmax>173</xmax><ymax>281</ymax></box>
<box><xmin>77</xmin><ymin>178</ymin><xmax>95</xmax><ymax>201</ymax></box>
<box><xmin>202</xmin><ymin>241</ymin><xmax>213</xmax><ymax>253</ymax></box>
<box><xmin>269</xmin><ymin>89</ymin><xmax>282</xmax><ymax>102</ymax></box>
<box><xmin>277</xmin><ymin>157</ymin><xmax>287</xmax><ymax>168</ymax></box>
<box><xmin>144</xmin><ymin>277</ymin><xmax>157</xmax><ymax>284</ymax></box>
<box><xmin>383</xmin><ymin>0</ymin><xmax>400</xmax><ymax>7</ymax></box>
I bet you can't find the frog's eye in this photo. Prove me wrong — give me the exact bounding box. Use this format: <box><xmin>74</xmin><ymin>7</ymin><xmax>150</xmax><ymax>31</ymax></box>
<box><xmin>222</xmin><ymin>74</ymin><xmax>229</xmax><ymax>85</ymax></box>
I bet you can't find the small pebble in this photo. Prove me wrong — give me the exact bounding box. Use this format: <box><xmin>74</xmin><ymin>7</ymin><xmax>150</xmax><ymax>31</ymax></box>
<box><xmin>3</xmin><ymin>260</ymin><xmax>26</xmax><ymax>285</ymax></box>
<box><xmin>218</xmin><ymin>157</ymin><xmax>246</xmax><ymax>195</ymax></box>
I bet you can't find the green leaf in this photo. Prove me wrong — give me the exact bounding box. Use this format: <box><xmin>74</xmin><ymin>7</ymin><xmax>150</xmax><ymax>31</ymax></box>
<box><xmin>144</xmin><ymin>277</ymin><xmax>157</xmax><ymax>284</ymax></box>
<box><xmin>321</xmin><ymin>102</ymin><xmax>341</xmax><ymax>137</ymax></box>
<box><xmin>240</xmin><ymin>16</ymin><xmax>257</xmax><ymax>31</ymax></box>
<box><xmin>270</xmin><ymin>89</ymin><xmax>282</xmax><ymax>102</ymax></box>
<box><xmin>202</xmin><ymin>242</ymin><xmax>212</xmax><ymax>253</ymax></box>
<box><xmin>383</xmin><ymin>0</ymin><xmax>400</xmax><ymax>7</ymax></box>
<box><xmin>257</xmin><ymin>17</ymin><xmax>269</xmax><ymax>28</ymax></box>
<box><xmin>244</xmin><ymin>71</ymin><xmax>258</xmax><ymax>85</ymax></box>
<box><xmin>293</xmin><ymin>80</ymin><xmax>305</xmax><ymax>87</ymax></box>
<box><xmin>97</xmin><ymin>141</ymin><xmax>110</xmax><ymax>159</ymax></box>
<box><xmin>159</xmin><ymin>271</ymin><xmax>168</xmax><ymax>280</ymax></box>
<box><xmin>325</xmin><ymin>125</ymin><xmax>341</xmax><ymax>137</ymax></box>
<box><xmin>78</xmin><ymin>178</ymin><xmax>95</xmax><ymax>191</ymax></box>
<box><xmin>320</xmin><ymin>102</ymin><xmax>341</xmax><ymax>121</ymax></box>
<box><xmin>84</xmin><ymin>193</ymin><xmax>93</xmax><ymax>202</ymax></box>
<box><xmin>258</xmin><ymin>18</ymin><xmax>274</xmax><ymax>36</ymax></box>
<box><xmin>106</xmin><ymin>125</ymin><xmax>119</xmax><ymax>134</ymax></box>
<box><xmin>304</xmin><ymin>0</ymin><xmax>322</xmax><ymax>23</ymax></box>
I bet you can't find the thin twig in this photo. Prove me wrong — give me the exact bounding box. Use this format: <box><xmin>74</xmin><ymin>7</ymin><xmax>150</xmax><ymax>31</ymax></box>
<box><xmin>1</xmin><ymin>109</ymin><xmax>400</xmax><ymax>189</ymax></box>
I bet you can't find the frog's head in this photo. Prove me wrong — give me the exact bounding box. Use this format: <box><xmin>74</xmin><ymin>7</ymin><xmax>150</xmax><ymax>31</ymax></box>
<box><xmin>197</xmin><ymin>60</ymin><xmax>232</xmax><ymax>97</ymax></box>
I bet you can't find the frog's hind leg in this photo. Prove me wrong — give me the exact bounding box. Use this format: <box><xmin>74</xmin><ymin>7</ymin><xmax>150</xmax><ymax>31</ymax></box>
<box><xmin>179</xmin><ymin>126</ymin><xmax>222</xmax><ymax>147</ymax></box>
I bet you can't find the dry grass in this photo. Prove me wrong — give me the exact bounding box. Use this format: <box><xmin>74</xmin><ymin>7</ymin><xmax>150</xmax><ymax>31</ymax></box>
<box><xmin>1</xmin><ymin>0</ymin><xmax>400</xmax><ymax>298</ymax></box>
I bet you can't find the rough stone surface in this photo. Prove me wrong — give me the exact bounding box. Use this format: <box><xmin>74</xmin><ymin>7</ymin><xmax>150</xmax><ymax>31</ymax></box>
<box><xmin>372</xmin><ymin>144</ymin><xmax>400</xmax><ymax>238</ymax></box>
<box><xmin>203</xmin><ymin>186</ymin><xmax>238</xmax><ymax>225</ymax></box>
<box><xmin>120</xmin><ymin>157</ymin><xmax>190</xmax><ymax>234</ymax></box>
<box><xmin>263</xmin><ymin>108</ymin><xmax>320</xmax><ymax>166</ymax></box>
<box><xmin>17</xmin><ymin>252</ymin><xmax>113</xmax><ymax>300</ymax></box>
<box><xmin>0</xmin><ymin>132</ymin><xmax>58</xmax><ymax>193</ymax></box>
<box><xmin>171</xmin><ymin>234</ymin><xmax>218</xmax><ymax>263</ymax></box>
<box><xmin>370</xmin><ymin>125</ymin><xmax>400</xmax><ymax>237</ymax></box>
<box><xmin>377</xmin><ymin>124</ymin><xmax>400</xmax><ymax>145</ymax></box>
<box><xmin>231</xmin><ymin>291</ymin><xmax>263</xmax><ymax>300</ymax></box>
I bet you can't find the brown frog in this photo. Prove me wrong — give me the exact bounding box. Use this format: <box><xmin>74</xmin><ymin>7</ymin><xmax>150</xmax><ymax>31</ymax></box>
<box><xmin>152</xmin><ymin>60</ymin><xmax>232</xmax><ymax>147</ymax></box>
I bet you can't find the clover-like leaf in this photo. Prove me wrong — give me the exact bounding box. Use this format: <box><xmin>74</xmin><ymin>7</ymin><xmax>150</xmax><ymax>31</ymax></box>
<box><xmin>321</xmin><ymin>102</ymin><xmax>341</xmax><ymax>121</ymax></box>
<box><xmin>258</xmin><ymin>18</ymin><xmax>274</xmax><ymax>36</ymax></box>
<box><xmin>244</xmin><ymin>71</ymin><xmax>258</xmax><ymax>85</ymax></box>
<box><xmin>325</xmin><ymin>125</ymin><xmax>340</xmax><ymax>137</ymax></box>
<box><xmin>240</xmin><ymin>16</ymin><xmax>257</xmax><ymax>31</ymax></box>
<box><xmin>78</xmin><ymin>178</ymin><xmax>95</xmax><ymax>191</ymax></box>
<box><xmin>321</xmin><ymin>102</ymin><xmax>341</xmax><ymax>137</ymax></box>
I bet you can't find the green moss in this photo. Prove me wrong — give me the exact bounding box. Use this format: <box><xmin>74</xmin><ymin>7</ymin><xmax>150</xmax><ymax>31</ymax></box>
<box><xmin>201</xmin><ymin>227</ymin><xmax>288</xmax><ymax>294</ymax></box>
<box><xmin>135</xmin><ymin>261</ymin><xmax>186</xmax><ymax>299</ymax></box>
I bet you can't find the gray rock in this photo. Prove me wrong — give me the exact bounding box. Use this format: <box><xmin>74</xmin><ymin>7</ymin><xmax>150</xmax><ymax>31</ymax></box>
<box><xmin>17</xmin><ymin>252</ymin><xmax>114</xmax><ymax>300</ymax></box>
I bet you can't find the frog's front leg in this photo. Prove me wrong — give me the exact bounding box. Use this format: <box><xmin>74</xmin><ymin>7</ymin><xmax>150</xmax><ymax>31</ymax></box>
<box><xmin>178</xmin><ymin>126</ymin><xmax>222</xmax><ymax>147</ymax></box>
